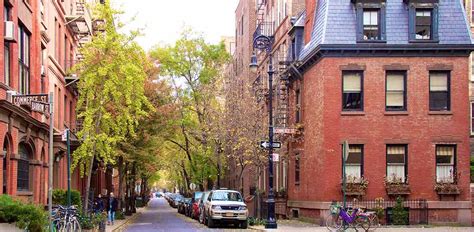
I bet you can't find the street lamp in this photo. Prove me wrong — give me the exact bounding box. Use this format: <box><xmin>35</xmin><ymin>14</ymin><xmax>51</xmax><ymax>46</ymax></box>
<box><xmin>250</xmin><ymin>34</ymin><xmax>277</xmax><ymax>229</ymax></box>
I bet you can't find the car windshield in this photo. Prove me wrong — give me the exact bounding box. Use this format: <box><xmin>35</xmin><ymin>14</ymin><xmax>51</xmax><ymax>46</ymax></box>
<box><xmin>194</xmin><ymin>192</ymin><xmax>203</xmax><ymax>199</ymax></box>
<box><xmin>211</xmin><ymin>191</ymin><xmax>243</xmax><ymax>202</ymax></box>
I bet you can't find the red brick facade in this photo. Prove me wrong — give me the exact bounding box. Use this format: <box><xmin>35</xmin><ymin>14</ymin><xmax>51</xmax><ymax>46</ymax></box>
<box><xmin>286</xmin><ymin>56</ymin><xmax>472</xmax><ymax>225</ymax></box>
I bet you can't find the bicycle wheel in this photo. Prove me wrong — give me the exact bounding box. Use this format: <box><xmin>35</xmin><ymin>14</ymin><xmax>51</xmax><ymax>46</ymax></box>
<box><xmin>325</xmin><ymin>214</ymin><xmax>343</xmax><ymax>231</ymax></box>
<box><xmin>369</xmin><ymin>216</ymin><xmax>380</xmax><ymax>230</ymax></box>
<box><xmin>72</xmin><ymin>218</ymin><xmax>82</xmax><ymax>232</ymax></box>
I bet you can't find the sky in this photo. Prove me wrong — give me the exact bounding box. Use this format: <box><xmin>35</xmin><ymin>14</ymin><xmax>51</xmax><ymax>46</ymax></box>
<box><xmin>113</xmin><ymin>0</ymin><xmax>239</xmax><ymax>52</ymax></box>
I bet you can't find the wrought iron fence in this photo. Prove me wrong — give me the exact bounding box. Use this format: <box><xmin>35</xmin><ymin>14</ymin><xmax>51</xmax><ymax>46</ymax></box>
<box><xmin>338</xmin><ymin>199</ymin><xmax>428</xmax><ymax>225</ymax></box>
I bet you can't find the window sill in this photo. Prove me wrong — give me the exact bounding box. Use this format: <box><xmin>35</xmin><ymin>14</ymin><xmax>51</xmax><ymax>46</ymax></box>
<box><xmin>409</xmin><ymin>39</ymin><xmax>440</xmax><ymax>44</ymax></box>
<box><xmin>341</xmin><ymin>111</ymin><xmax>365</xmax><ymax>116</ymax></box>
<box><xmin>385</xmin><ymin>111</ymin><xmax>409</xmax><ymax>116</ymax></box>
<box><xmin>356</xmin><ymin>40</ymin><xmax>387</xmax><ymax>44</ymax></box>
<box><xmin>17</xmin><ymin>191</ymin><xmax>33</xmax><ymax>196</ymax></box>
<box><xmin>429</xmin><ymin>111</ymin><xmax>452</xmax><ymax>115</ymax></box>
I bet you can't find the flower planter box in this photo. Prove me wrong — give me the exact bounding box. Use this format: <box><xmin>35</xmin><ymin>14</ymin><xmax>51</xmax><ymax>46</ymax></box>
<box><xmin>434</xmin><ymin>183</ymin><xmax>461</xmax><ymax>195</ymax></box>
<box><xmin>386</xmin><ymin>183</ymin><xmax>411</xmax><ymax>196</ymax></box>
<box><xmin>343</xmin><ymin>183</ymin><xmax>367</xmax><ymax>196</ymax></box>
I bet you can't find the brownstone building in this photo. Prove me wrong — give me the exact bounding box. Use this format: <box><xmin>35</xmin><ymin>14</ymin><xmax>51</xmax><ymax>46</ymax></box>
<box><xmin>0</xmin><ymin>0</ymin><xmax>109</xmax><ymax>206</ymax></box>
<box><xmin>282</xmin><ymin>0</ymin><xmax>473</xmax><ymax>225</ymax></box>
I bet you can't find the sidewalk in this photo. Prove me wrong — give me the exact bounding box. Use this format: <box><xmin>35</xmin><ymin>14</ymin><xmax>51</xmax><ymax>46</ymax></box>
<box><xmin>249</xmin><ymin>220</ymin><xmax>474</xmax><ymax>231</ymax></box>
<box><xmin>105</xmin><ymin>207</ymin><xmax>145</xmax><ymax>232</ymax></box>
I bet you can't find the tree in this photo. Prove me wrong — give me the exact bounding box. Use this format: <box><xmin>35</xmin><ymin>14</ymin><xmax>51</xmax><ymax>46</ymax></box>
<box><xmin>72</xmin><ymin>2</ymin><xmax>152</xmax><ymax>212</ymax></box>
<box><xmin>149</xmin><ymin>29</ymin><xmax>230</xmax><ymax>192</ymax></box>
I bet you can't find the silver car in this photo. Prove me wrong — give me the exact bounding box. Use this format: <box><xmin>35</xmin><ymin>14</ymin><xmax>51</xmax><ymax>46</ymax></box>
<box><xmin>203</xmin><ymin>189</ymin><xmax>248</xmax><ymax>229</ymax></box>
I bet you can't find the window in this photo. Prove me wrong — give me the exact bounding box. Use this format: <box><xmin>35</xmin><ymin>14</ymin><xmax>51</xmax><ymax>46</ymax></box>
<box><xmin>415</xmin><ymin>10</ymin><xmax>432</xmax><ymax>40</ymax></box>
<box><xmin>344</xmin><ymin>145</ymin><xmax>363</xmax><ymax>179</ymax></box>
<box><xmin>429</xmin><ymin>72</ymin><xmax>450</xmax><ymax>111</ymax></box>
<box><xmin>18</xmin><ymin>25</ymin><xmax>30</xmax><ymax>94</ymax></box>
<box><xmin>386</xmin><ymin>72</ymin><xmax>406</xmax><ymax>111</ymax></box>
<box><xmin>342</xmin><ymin>72</ymin><xmax>363</xmax><ymax>111</ymax></box>
<box><xmin>295</xmin><ymin>153</ymin><xmax>300</xmax><ymax>185</ymax></box>
<box><xmin>436</xmin><ymin>145</ymin><xmax>456</xmax><ymax>183</ymax></box>
<box><xmin>363</xmin><ymin>9</ymin><xmax>380</xmax><ymax>40</ymax></box>
<box><xmin>17</xmin><ymin>144</ymin><xmax>30</xmax><ymax>191</ymax></box>
<box><xmin>386</xmin><ymin>145</ymin><xmax>407</xmax><ymax>183</ymax></box>
<box><xmin>295</xmin><ymin>89</ymin><xmax>301</xmax><ymax>123</ymax></box>
<box><xmin>4</xmin><ymin>5</ymin><xmax>10</xmax><ymax>86</ymax></box>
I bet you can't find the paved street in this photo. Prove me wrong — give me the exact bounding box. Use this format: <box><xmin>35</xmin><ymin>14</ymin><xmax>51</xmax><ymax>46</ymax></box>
<box><xmin>124</xmin><ymin>197</ymin><xmax>254</xmax><ymax>232</ymax></box>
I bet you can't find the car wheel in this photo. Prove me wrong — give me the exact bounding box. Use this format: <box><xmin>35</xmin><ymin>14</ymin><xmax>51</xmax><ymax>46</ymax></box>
<box><xmin>240</xmin><ymin>220</ymin><xmax>248</xmax><ymax>229</ymax></box>
<box><xmin>207</xmin><ymin>217</ymin><xmax>215</xmax><ymax>228</ymax></box>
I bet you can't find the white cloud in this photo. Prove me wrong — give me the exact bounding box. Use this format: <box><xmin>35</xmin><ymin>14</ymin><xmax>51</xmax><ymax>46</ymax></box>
<box><xmin>113</xmin><ymin>0</ymin><xmax>238</xmax><ymax>51</ymax></box>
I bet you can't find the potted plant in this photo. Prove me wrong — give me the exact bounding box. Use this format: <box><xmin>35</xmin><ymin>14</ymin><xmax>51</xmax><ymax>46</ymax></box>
<box><xmin>342</xmin><ymin>176</ymin><xmax>368</xmax><ymax>196</ymax></box>
<box><xmin>275</xmin><ymin>187</ymin><xmax>287</xmax><ymax>198</ymax></box>
<box><xmin>385</xmin><ymin>174</ymin><xmax>410</xmax><ymax>196</ymax></box>
<box><xmin>434</xmin><ymin>172</ymin><xmax>461</xmax><ymax>195</ymax></box>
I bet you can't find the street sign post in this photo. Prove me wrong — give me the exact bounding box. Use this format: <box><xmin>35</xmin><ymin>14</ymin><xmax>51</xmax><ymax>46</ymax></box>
<box><xmin>260</xmin><ymin>141</ymin><xmax>281</xmax><ymax>149</ymax></box>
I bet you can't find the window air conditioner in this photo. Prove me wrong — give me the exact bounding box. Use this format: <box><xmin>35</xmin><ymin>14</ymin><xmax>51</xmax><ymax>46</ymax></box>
<box><xmin>6</xmin><ymin>90</ymin><xmax>17</xmax><ymax>102</ymax></box>
<box><xmin>4</xmin><ymin>21</ymin><xmax>15</xmax><ymax>41</ymax></box>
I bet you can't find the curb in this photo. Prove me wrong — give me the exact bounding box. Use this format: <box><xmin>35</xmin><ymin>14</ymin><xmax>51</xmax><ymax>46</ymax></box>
<box><xmin>249</xmin><ymin>225</ymin><xmax>266</xmax><ymax>231</ymax></box>
<box><xmin>111</xmin><ymin>211</ymin><xmax>142</xmax><ymax>232</ymax></box>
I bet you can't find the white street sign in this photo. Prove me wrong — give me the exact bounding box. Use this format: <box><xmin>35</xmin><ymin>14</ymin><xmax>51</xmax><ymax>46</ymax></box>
<box><xmin>272</xmin><ymin>153</ymin><xmax>279</xmax><ymax>162</ymax></box>
<box><xmin>260</xmin><ymin>141</ymin><xmax>281</xmax><ymax>149</ymax></box>
<box><xmin>62</xmin><ymin>129</ymin><xmax>69</xmax><ymax>142</ymax></box>
<box><xmin>273</xmin><ymin>128</ymin><xmax>296</xmax><ymax>134</ymax></box>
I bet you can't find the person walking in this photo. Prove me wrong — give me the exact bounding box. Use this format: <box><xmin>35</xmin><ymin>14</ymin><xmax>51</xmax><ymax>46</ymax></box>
<box><xmin>107</xmin><ymin>192</ymin><xmax>118</xmax><ymax>225</ymax></box>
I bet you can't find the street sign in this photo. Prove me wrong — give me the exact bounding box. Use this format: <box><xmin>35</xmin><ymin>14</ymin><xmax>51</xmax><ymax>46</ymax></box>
<box><xmin>12</xmin><ymin>94</ymin><xmax>48</xmax><ymax>107</ymax></box>
<box><xmin>62</xmin><ymin>129</ymin><xmax>69</xmax><ymax>142</ymax></box>
<box><xmin>31</xmin><ymin>100</ymin><xmax>49</xmax><ymax>114</ymax></box>
<box><xmin>272</xmin><ymin>153</ymin><xmax>279</xmax><ymax>162</ymax></box>
<box><xmin>273</xmin><ymin>128</ymin><xmax>296</xmax><ymax>134</ymax></box>
<box><xmin>189</xmin><ymin>183</ymin><xmax>197</xmax><ymax>191</ymax></box>
<box><xmin>260</xmin><ymin>141</ymin><xmax>281</xmax><ymax>149</ymax></box>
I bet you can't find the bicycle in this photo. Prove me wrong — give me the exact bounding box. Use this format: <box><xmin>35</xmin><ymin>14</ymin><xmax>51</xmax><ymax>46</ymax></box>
<box><xmin>326</xmin><ymin>203</ymin><xmax>378</xmax><ymax>232</ymax></box>
<box><xmin>53</xmin><ymin>205</ymin><xmax>82</xmax><ymax>232</ymax></box>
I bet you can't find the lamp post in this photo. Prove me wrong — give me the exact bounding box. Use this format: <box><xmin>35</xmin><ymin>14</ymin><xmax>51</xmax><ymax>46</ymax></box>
<box><xmin>250</xmin><ymin>34</ymin><xmax>277</xmax><ymax>229</ymax></box>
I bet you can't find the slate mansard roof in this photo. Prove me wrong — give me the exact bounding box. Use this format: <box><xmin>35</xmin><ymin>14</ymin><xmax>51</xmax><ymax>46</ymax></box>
<box><xmin>299</xmin><ymin>0</ymin><xmax>474</xmax><ymax>62</ymax></box>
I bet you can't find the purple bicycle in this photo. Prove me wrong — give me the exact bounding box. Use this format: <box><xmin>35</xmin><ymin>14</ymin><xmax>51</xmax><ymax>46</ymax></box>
<box><xmin>325</xmin><ymin>203</ymin><xmax>378</xmax><ymax>231</ymax></box>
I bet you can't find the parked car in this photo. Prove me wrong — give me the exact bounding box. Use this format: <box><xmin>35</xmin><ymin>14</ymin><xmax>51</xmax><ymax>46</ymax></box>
<box><xmin>191</xmin><ymin>191</ymin><xmax>203</xmax><ymax>219</ymax></box>
<box><xmin>198</xmin><ymin>191</ymin><xmax>211</xmax><ymax>224</ymax></box>
<box><xmin>203</xmin><ymin>189</ymin><xmax>248</xmax><ymax>229</ymax></box>
<box><xmin>177</xmin><ymin>197</ymin><xmax>188</xmax><ymax>214</ymax></box>
<box><xmin>184</xmin><ymin>198</ymin><xmax>193</xmax><ymax>217</ymax></box>
<box><xmin>171</xmin><ymin>194</ymin><xmax>183</xmax><ymax>208</ymax></box>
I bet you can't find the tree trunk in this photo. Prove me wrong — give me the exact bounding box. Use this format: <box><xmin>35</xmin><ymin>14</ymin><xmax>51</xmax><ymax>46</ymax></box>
<box><xmin>117</xmin><ymin>156</ymin><xmax>124</xmax><ymax>210</ymax></box>
<box><xmin>124</xmin><ymin>162</ymin><xmax>131</xmax><ymax>216</ymax></box>
<box><xmin>131</xmin><ymin>162</ymin><xmax>137</xmax><ymax>213</ymax></box>
<box><xmin>83</xmin><ymin>154</ymin><xmax>95</xmax><ymax>213</ymax></box>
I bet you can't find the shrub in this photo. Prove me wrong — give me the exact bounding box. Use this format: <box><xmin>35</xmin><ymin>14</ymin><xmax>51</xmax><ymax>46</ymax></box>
<box><xmin>52</xmin><ymin>189</ymin><xmax>82</xmax><ymax>209</ymax></box>
<box><xmin>115</xmin><ymin>210</ymin><xmax>125</xmax><ymax>220</ymax></box>
<box><xmin>0</xmin><ymin>195</ymin><xmax>47</xmax><ymax>232</ymax></box>
<box><xmin>392</xmin><ymin>196</ymin><xmax>408</xmax><ymax>225</ymax></box>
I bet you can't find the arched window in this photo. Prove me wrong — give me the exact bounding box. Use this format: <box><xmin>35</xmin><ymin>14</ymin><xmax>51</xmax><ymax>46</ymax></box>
<box><xmin>17</xmin><ymin>143</ymin><xmax>31</xmax><ymax>191</ymax></box>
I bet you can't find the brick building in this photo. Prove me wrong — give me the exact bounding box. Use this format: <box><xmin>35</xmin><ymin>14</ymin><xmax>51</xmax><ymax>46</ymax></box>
<box><xmin>0</xmin><ymin>0</ymin><xmax>110</xmax><ymax>206</ymax></box>
<box><xmin>281</xmin><ymin>0</ymin><xmax>473</xmax><ymax>225</ymax></box>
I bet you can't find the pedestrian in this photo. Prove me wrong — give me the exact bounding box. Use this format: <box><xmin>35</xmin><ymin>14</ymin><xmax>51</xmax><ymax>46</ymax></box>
<box><xmin>107</xmin><ymin>192</ymin><xmax>118</xmax><ymax>225</ymax></box>
<box><xmin>94</xmin><ymin>194</ymin><xmax>105</xmax><ymax>213</ymax></box>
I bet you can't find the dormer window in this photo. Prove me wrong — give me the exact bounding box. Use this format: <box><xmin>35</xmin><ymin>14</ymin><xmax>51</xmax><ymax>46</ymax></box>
<box><xmin>407</xmin><ymin>1</ymin><xmax>439</xmax><ymax>42</ymax></box>
<box><xmin>363</xmin><ymin>9</ymin><xmax>380</xmax><ymax>40</ymax></box>
<box><xmin>415</xmin><ymin>9</ymin><xmax>432</xmax><ymax>40</ymax></box>
<box><xmin>355</xmin><ymin>2</ymin><xmax>386</xmax><ymax>42</ymax></box>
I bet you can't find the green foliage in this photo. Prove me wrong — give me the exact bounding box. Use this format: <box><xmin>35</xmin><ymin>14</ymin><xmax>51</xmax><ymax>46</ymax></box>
<box><xmin>52</xmin><ymin>189</ymin><xmax>82</xmax><ymax>209</ymax></box>
<box><xmin>78</xmin><ymin>212</ymin><xmax>106</xmax><ymax>230</ymax></box>
<box><xmin>72</xmin><ymin>1</ymin><xmax>152</xmax><ymax>174</ymax></box>
<box><xmin>149</xmin><ymin>29</ymin><xmax>230</xmax><ymax>191</ymax></box>
<box><xmin>248</xmin><ymin>217</ymin><xmax>265</xmax><ymax>226</ymax></box>
<box><xmin>115</xmin><ymin>210</ymin><xmax>125</xmax><ymax>220</ymax></box>
<box><xmin>0</xmin><ymin>195</ymin><xmax>48</xmax><ymax>232</ymax></box>
<box><xmin>392</xmin><ymin>196</ymin><xmax>409</xmax><ymax>225</ymax></box>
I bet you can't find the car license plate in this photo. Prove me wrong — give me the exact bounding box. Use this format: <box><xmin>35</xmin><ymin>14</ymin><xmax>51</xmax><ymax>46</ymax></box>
<box><xmin>225</xmin><ymin>212</ymin><xmax>233</xmax><ymax>217</ymax></box>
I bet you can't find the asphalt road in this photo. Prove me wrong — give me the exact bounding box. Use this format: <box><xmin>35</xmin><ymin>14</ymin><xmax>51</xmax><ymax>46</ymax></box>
<box><xmin>124</xmin><ymin>197</ymin><xmax>253</xmax><ymax>232</ymax></box>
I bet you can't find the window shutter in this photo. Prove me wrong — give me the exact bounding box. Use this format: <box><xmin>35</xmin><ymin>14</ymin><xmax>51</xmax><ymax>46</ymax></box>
<box><xmin>380</xmin><ymin>4</ymin><xmax>386</xmax><ymax>40</ymax></box>
<box><xmin>408</xmin><ymin>4</ymin><xmax>416</xmax><ymax>40</ymax></box>
<box><xmin>432</xmin><ymin>4</ymin><xmax>439</xmax><ymax>41</ymax></box>
<box><xmin>356</xmin><ymin>5</ymin><xmax>364</xmax><ymax>40</ymax></box>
